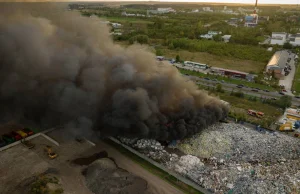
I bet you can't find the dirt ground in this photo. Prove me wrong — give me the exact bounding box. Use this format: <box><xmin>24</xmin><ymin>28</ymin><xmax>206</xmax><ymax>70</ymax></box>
<box><xmin>0</xmin><ymin>129</ymin><xmax>183</xmax><ymax>194</ymax></box>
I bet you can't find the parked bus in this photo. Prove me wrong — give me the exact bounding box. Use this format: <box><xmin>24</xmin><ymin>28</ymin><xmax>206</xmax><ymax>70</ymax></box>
<box><xmin>183</xmin><ymin>61</ymin><xmax>208</xmax><ymax>69</ymax></box>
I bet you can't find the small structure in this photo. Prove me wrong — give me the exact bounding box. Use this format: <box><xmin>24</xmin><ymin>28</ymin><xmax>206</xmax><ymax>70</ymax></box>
<box><xmin>270</xmin><ymin>32</ymin><xmax>287</xmax><ymax>45</ymax></box>
<box><xmin>111</xmin><ymin>23</ymin><xmax>122</xmax><ymax>28</ymax></box>
<box><xmin>244</xmin><ymin>14</ymin><xmax>258</xmax><ymax>27</ymax></box>
<box><xmin>222</xmin><ymin>35</ymin><xmax>231</xmax><ymax>43</ymax></box>
<box><xmin>183</xmin><ymin>61</ymin><xmax>208</xmax><ymax>69</ymax></box>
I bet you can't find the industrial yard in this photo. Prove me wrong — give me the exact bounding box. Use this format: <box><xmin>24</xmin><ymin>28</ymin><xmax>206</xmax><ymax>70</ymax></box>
<box><xmin>0</xmin><ymin>128</ymin><xmax>184</xmax><ymax>194</ymax></box>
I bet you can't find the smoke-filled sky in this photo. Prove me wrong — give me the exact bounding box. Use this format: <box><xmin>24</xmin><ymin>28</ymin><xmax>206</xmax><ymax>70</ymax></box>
<box><xmin>0</xmin><ymin>0</ymin><xmax>299</xmax><ymax>4</ymax></box>
<box><xmin>0</xmin><ymin>4</ymin><xmax>228</xmax><ymax>140</ymax></box>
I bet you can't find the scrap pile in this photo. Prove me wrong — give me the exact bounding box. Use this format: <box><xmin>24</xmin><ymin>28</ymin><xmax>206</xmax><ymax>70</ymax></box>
<box><xmin>119</xmin><ymin>123</ymin><xmax>300</xmax><ymax>194</ymax></box>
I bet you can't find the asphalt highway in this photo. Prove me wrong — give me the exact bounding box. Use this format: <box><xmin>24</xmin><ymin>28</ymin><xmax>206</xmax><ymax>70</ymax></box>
<box><xmin>184</xmin><ymin>75</ymin><xmax>300</xmax><ymax>106</ymax></box>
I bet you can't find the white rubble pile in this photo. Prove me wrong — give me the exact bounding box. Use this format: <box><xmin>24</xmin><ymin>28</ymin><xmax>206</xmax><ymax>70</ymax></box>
<box><xmin>118</xmin><ymin>123</ymin><xmax>300</xmax><ymax>194</ymax></box>
<box><xmin>171</xmin><ymin>123</ymin><xmax>300</xmax><ymax>194</ymax></box>
<box><xmin>172</xmin><ymin>155</ymin><xmax>204</xmax><ymax>174</ymax></box>
<box><xmin>133</xmin><ymin>139</ymin><xmax>164</xmax><ymax>151</ymax></box>
<box><xmin>118</xmin><ymin>137</ymin><xmax>138</xmax><ymax>145</ymax></box>
<box><xmin>179</xmin><ymin>123</ymin><xmax>300</xmax><ymax>163</ymax></box>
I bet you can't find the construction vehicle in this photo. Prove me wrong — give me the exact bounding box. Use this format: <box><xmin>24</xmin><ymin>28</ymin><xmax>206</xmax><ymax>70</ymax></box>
<box><xmin>44</xmin><ymin>146</ymin><xmax>58</xmax><ymax>159</ymax></box>
<box><xmin>279</xmin><ymin>123</ymin><xmax>295</xmax><ymax>132</ymax></box>
<box><xmin>247</xmin><ymin>109</ymin><xmax>264</xmax><ymax>118</ymax></box>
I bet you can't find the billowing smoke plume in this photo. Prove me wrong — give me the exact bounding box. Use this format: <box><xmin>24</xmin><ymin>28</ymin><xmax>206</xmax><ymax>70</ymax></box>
<box><xmin>0</xmin><ymin>4</ymin><xmax>228</xmax><ymax>140</ymax></box>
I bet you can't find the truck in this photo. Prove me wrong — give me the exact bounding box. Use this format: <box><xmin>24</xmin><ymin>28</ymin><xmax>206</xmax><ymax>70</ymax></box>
<box><xmin>247</xmin><ymin>109</ymin><xmax>264</xmax><ymax>118</ymax></box>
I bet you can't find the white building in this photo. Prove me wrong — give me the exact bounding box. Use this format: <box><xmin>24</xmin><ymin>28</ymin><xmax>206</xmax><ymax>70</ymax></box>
<box><xmin>200</xmin><ymin>34</ymin><xmax>213</xmax><ymax>39</ymax></box>
<box><xmin>203</xmin><ymin>7</ymin><xmax>213</xmax><ymax>12</ymax></box>
<box><xmin>200</xmin><ymin>31</ymin><xmax>222</xmax><ymax>39</ymax></box>
<box><xmin>157</xmin><ymin>7</ymin><xmax>176</xmax><ymax>13</ymax></box>
<box><xmin>222</xmin><ymin>35</ymin><xmax>232</xmax><ymax>43</ymax></box>
<box><xmin>111</xmin><ymin>23</ymin><xmax>122</xmax><ymax>28</ymax></box>
<box><xmin>244</xmin><ymin>14</ymin><xmax>259</xmax><ymax>27</ymax></box>
<box><xmin>208</xmin><ymin>31</ymin><xmax>222</xmax><ymax>35</ymax></box>
<box><xmin>270</xmin><ymin>32</ymin><xmax>287</xmax><ymax>45</ymax></box>
<box><xmin>289</xmin><ymin>33</ymin><xmax>300</xmax><ymax>46</ymax></box>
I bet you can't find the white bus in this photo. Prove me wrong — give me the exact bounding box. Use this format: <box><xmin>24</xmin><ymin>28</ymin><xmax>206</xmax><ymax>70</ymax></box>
<box><xmin>184</xmin><ymin>61</ymin><xmax>208</xmax><ymax>69</ymax></box>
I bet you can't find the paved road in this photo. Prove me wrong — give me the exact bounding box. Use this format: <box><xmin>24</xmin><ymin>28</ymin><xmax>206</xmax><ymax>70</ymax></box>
<box><xmin>184</xmin><ymin>75</ymin><xmax>300</xmax><ymax>106</ymax></box>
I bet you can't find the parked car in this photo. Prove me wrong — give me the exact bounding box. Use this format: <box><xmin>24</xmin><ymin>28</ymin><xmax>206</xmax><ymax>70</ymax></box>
<box><xmin>22</xmin><ymin>128</ymin><xmax>34</xmax><ymax>136</ymax></box>
<box><xmin>295</xmin><ymin>96</ymin><xmax>300</xmax><ymax>99</ymax></box>
<box><xmin>220</xmin><ymin>80</ymin><xmax>225</xmax><ymax>83</ymax></box>
<box><xmin>255</xmin><ymin>88</ymin><xmax>260</xmax><ymax>90</ymax></box>
<box><xmin>282</xmin><ymin>89</ymin><xmax>287</xmax><ymax>92</ymax></box>
<box><xmin>212</xmin><ymin>79</ymin><xmax>218</xmax><ymax>82</ymax></box>
<box><xmin>11</xmin><ymin>131</ymin><xmax>22</xmax><ymax>141</ymax></box>
<box><xmin>263</xmin><ymin>89</ymin><xmax>270</xmax><ymax>92</ymax></box>
<box><xmin>279</xmin><ymin>91</ymin><xmax>285</xmax><ymax>95</ymax></box>
<box><xmin>204</xmin><ymin>77</ymin><xmax>210</xmax><ymax>80</ymax></box>
<box><xmin>251</xmin><ymin>89</ymin><xmax>259</xmax><ymax>92</ymax></box>
<box><xmin>236</xmin><ymin>84</ymin><xmax>244</xmax><ymax>88</ymax></box>
<box><xmin>271</xmin><ymin>97</ymin><xmax>277</xmax><ymax>100</ymax></box>
<box><xmin>0</xmin><ymin>138</ymin><xmax>6</xmax><ymax>148</ymax></box>
<box><xmin>16</xmin><ymin>130</ymin><xmax>28</xmax><ymax>138</ymax></box>
<box><xmin>2</xmin><ymin>134</ymin><xmax>15</xmax><ymax>144</ymax></box>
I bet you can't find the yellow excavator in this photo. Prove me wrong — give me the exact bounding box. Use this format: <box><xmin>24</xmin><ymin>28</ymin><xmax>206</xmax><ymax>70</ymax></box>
<box><xmin>44</xmin><ymin>146</ymin><xmax>58</xmax><ymax>159</ymax></box>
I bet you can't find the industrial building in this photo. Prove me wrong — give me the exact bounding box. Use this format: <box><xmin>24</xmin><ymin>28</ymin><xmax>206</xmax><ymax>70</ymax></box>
<box><xmin>210</xmin><ymin>67</ymin><xmax>249</xmax><ymax>79</ymax></box>
<box><xmin>265</xmin><ymin>50</ymin><xmax>289</xmax><ymax>78</ymax></box>
<box><xmin>270</xmin><ymin>32</ymin><xmax>287</xmax><ymax>45</ymax></box>
<box><xmin>289</xmin><ymin>33</ymin><xmax>300</xmax><ymax>46</ymax></box>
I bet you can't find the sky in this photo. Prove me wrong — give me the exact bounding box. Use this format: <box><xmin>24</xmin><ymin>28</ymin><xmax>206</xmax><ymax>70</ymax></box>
<box><xmin>1</xmin><ymin>0</ymin><xmax>299</xmax><ymax>4</ymax></box>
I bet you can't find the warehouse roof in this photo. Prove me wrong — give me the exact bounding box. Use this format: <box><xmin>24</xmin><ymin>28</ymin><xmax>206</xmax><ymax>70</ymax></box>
<box><xmin>266</xmin><ymin>50</ymin><xmax>288</xmax><ymax>69</ymax></box>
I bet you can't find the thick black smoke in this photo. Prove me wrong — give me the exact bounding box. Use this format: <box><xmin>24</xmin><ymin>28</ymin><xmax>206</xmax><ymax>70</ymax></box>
<box><xmin>0</xmin><ymin>4</ymin><xmax>228</xmax><ymax>140</ymax></box>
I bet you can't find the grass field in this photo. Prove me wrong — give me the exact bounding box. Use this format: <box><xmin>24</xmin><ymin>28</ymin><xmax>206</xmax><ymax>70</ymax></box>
<box><xmin>198</xmin><ymin>85</ymin><xmax>283</xmax><ymax>127</ymax></box>
<box><xmin>292</xmin><ymin>63</ymin><xmax>300</xmax><ymax>95</ymax></box>
<box><xmin>104</xmin><ymin>139</ymin><xmax>203</xmax><ymax>194</ymax></box>
<box><xmin>161</xmin><ymin>49</ymin><xmax>266</xmax><ymax>73</ymax></box>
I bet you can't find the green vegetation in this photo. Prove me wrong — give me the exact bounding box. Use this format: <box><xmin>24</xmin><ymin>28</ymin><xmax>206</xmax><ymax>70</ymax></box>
<box><xmin>129</xmin><ymin>34</ymin><xmax>149</xmax><ymax>44</ymax></box>
<box><xmin>104</xmin><ymin>139</ymin><xmax>203</xmax><ymax>194</ymax></box>
<box><xmin>30</xmin><ymin>175</ymin><xmax>63</xmax><ymax>194</ymax></box>
<box><xmin>161</xmin><ymin>48</ymin><xmax>266</xmax><ymax>73</ymax></box>
<box><xmin>292</xmin><ymin>62</ymin><xmax>300</xmax><ymax>95</ymax></box>
<box><xmin>199</xmin><ymin>85</ymin><xmax>283</xmax><ymax>127</ymax></box>
<box><xmin>166</xmin><ymin>38</ymin><xmax>272</xmax><ymax>63</ymax></box>
<box><xmin>179</xmin><ymin>68</ymin><xmax>276</xmax><ymax>91</ymax></box>
<box><xmin>77</xmin><ymin>3</ymin><xmax>300</xmax><ymax>76</ymax></box>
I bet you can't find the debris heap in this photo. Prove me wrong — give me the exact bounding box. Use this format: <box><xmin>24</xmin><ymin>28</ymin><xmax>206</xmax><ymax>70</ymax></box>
<box><xmin>119</xmin><ymin>123</ymin><xmax>300</xmax><ymax>194</ymax></box>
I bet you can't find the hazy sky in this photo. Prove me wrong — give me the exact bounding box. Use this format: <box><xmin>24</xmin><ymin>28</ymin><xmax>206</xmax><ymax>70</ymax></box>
<box><xmin>1</xmin><ymin>0</ymin><xmax>299</xmax><ymax>4</ymax></box>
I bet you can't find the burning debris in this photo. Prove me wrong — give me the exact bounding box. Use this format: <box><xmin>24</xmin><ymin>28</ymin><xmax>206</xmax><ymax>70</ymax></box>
<box><xmin>0</xmin><ymin>4</ymin><xmax>228</xmax><ymax>140</ymax></box>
